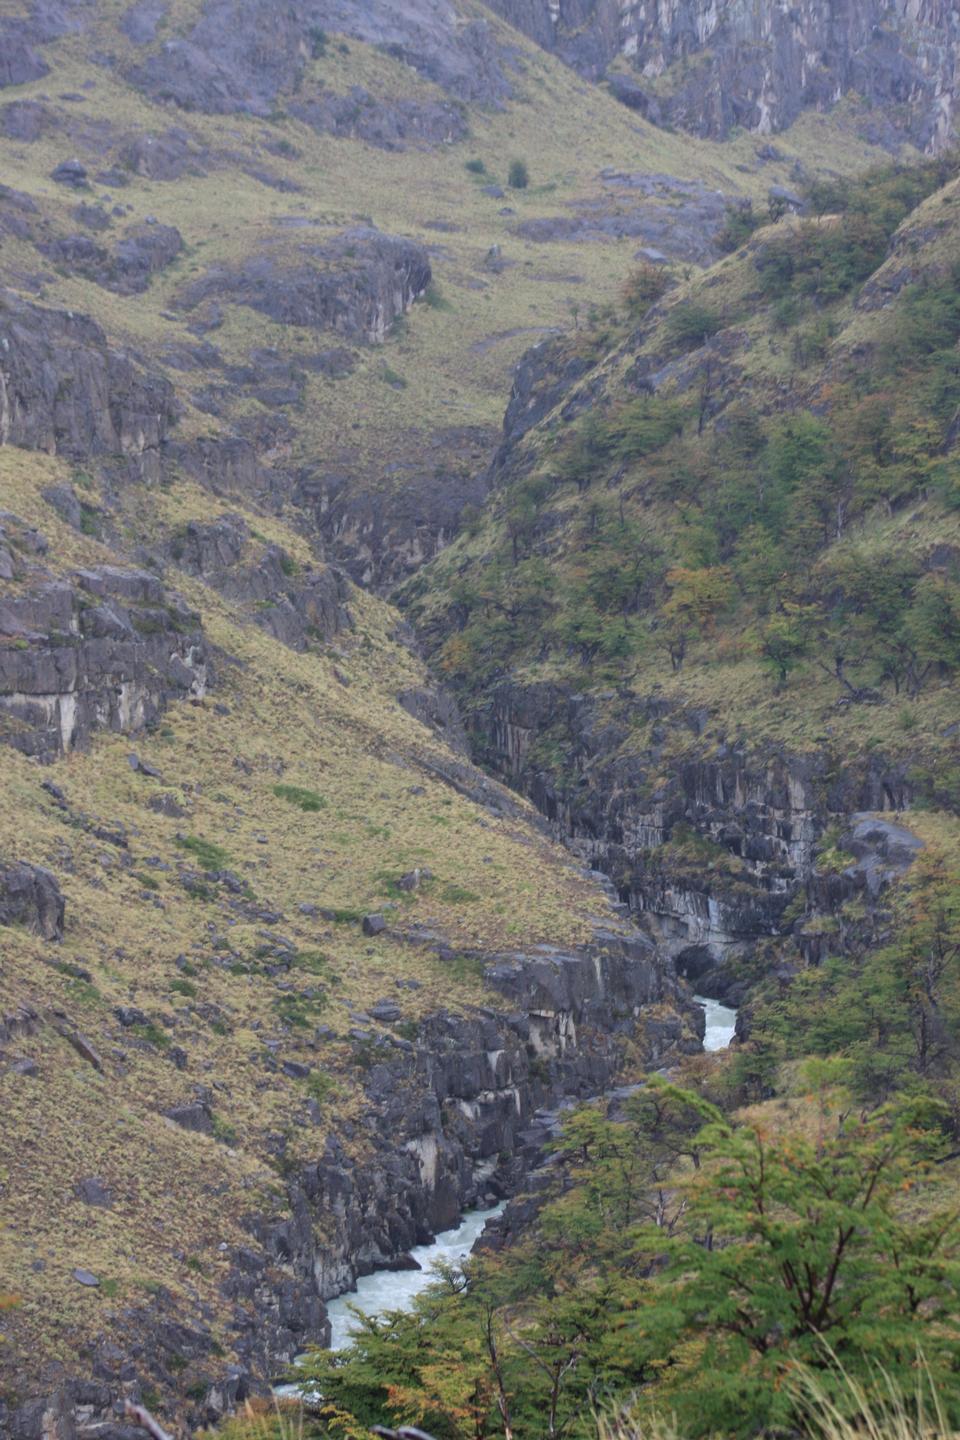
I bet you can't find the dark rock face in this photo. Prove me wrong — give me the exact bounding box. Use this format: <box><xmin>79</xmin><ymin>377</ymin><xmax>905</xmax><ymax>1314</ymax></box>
<box><xmin>299</xmin><ymin>424</ymin><xmax>496</xmax><ymax>589</ymax></box>
<box><xmin>40</xmin><ymin>221</ymin><xmax>185</xmax><ymax>295</ymax></box>
<box><xmin>473</xmin><ymin>679</ymin><xmax>918</xmax><ymax>1001</ymax></box>
<box><xmin>513</xmin><ymin>172</ymin><xmax>729</xmax><ymax>264</ymax></box>
<box><xmin>177</xmin><ymin>227</ymin><xmax>431</xmax><ymax>343</ymax></box>
<box><xmin>164</xmin><ymin>1101</ymin><xmax>215</xmax><ymax>1134</ymax></box>
<box><xmin>299</xmin><ymin>928</ymin><xmax>690</xmax><ymax>1303</ymax></box>
<box><xmin>290</xmin><ymin>88</ymin><xmax>468</xmax><ymax>149</ymax></box>
<box><xmin>168</xmin><ymin>513</ymin><xmax>352</xmax><ymax>650</ymax></box>
<box><xmin>0</xmin><ymin>291</ymin><xmax>178</xmax><ymax>475</ymax></box>
<box><xmin>0</xmin><ymin>37</ymin><xmax>49</xmax><ymax>90</ymax></box>
<box><xmin>119</xmin><ymin>129</ymin><xmax>204</xmax><ymax>179</ymax></box>
<box><xmin>0</xmin><ymin>568</ymin><xmax>210</xmax><ymax>761</ymax></box>
<box><xmin>1</xmin><ymin>100</ymin><xmax>55</xmax><ymax>141</ymax></box>
<box><xmin>0</xmin><ymin>862</ymin><xmax>65</xmax><ymax>940</ymax></box>
<box><xmin>486</xmin><ymin>0</ymin><xmax>960</xmax><ymax>150</ymax></box>
<box><xmin>129</xmin><ymin>0</ymin><xmax>511</xmax><ymax>114</ymax></box>
<box><xmin>51</xmin><ymin>158</ymin><xmax>90</xmax><ymax>190</ymax></box>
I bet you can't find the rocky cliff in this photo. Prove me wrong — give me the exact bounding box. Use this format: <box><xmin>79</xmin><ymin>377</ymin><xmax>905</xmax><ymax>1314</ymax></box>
<box><xmin>476</xmin><ymin>680</ymin><xmax>920</xmax><ymax>1004</ymax></box>
<box><xmin>486</xmin><ymin>0</ymin><xmax>960</xmax><ymax>149</ymax></box>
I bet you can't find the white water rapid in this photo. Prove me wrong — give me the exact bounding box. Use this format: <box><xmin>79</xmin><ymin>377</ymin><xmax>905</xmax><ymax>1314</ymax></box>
<box><xmin>694</xmin><ymin>993</ymin><xmax>738</xmax><ymax>1051</ymax></box>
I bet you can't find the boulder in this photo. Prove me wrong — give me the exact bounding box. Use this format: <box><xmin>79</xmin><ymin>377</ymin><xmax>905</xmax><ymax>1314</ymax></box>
<box><xmin>51</xmin><ymin>158</ymin><xmax>89</xmax><ymax>189</ymax></box>
<box><xmin>75</xmin><ymin>1177</ymin><xmax>113</xmax><ymax>1208</ymax></box>
<box><xmin>0</xmin><ymin>862</ymin><xmax>65</xmax><ymax>940</ymax></box>
<box><xmin>164</xmin><ymin>1101</ymin><xmax>214</xmax><ymax>1134</ymax></box>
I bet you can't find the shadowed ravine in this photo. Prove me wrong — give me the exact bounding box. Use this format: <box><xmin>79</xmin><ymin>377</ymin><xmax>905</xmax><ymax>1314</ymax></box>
<box><xmin>277</xmin><ymin>993</ymin><xmax>736</xmax><ymax>1391</ymax></box>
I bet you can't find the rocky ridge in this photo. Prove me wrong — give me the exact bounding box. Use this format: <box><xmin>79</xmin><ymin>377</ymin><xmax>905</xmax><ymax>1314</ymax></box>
<box><xmin>486</xmin><ymin>0</ymin><xmax>960</xmax><ymax>150</ymax></box>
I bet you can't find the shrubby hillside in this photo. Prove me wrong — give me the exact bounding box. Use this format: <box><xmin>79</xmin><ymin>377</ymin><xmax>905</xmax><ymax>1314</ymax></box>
<box><xmin>0</xmin><ymin>1</ymin><xmax>958</xmax><ymax>1436</ymax></box>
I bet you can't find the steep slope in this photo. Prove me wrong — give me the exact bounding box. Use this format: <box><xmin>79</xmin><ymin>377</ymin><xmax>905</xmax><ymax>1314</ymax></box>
<box><xmin>0</xmin><ymin>403</ymin><xmax>697</xmax><ymax>1434</ymax></box>
<box><xmin>0</xmin><ymin>0</ymin><xmax>897</xmax><ymax>589</ymax></box>
<box><xmin>0</xmin><ymin>3</ymin><xmax>954</xmax><ymax>1434</ymax></box>
<box><xmin>409</xmin><ymin>156</ymin><xmax>960</xmax><ymax>1002</ymax></box>
<box><xmin>486</xmin><ymin>0</ymin><xmax>960</xmax><ymax>151</ymax></box>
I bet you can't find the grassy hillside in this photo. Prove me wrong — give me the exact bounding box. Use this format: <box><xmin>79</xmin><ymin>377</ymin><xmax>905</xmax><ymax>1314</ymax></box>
<box><xmin>410</xmin><ymin>154</ymin><xmax>960</xmax><ymax>788</ymax></box>
<box><xmin>0</xmin><ymin>0</ymin><xmax>900</xmax><ymax>582</ymax></box>
<box><xmin>0</xmin><ymin>1</ymin><xmax>952</xmax><ymax>1431</ymax></box>
<box><xmin>0</xmin><ymin>449</ymin><xmax>631</xmax><ymax>1411</ymax></box>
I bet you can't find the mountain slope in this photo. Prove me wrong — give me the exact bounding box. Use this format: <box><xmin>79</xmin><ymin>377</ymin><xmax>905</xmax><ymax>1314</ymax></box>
<box><xmin>0</xmin><ymin>2</ymin><xmax>956</xmax><ymax>1435</ymax></box>
<box><xmin>0</xmin><ymin>0</ymin><xmax>899</xmax><ymax>590</ymax></box>
<box><xmin>408</xmin><ymin>154</ymin><xmax>960</xmax><ymax>996</ymax></box>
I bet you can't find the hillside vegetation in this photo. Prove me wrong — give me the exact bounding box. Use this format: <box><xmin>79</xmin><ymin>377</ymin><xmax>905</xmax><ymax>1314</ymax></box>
<box><xmin>1</xmin><ymin>1</ymin><xmax>959</xmax><ymax>1435</ymax></box>
<box><xmin>411</xmin><ymin>156</ymin><xmax>960</xmax><ymax>781</ymax></box>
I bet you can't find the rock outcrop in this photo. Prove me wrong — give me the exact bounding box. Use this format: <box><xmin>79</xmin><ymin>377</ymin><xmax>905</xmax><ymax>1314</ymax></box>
<box><xmin>290</xmin><ymin>88</ymin><xmax>468</xmax><ymax>149</ymax></box>
<box><xmin>471</xmin><ymin>679</ymin><xmax>919</xmax><ymax>1001</ymax></box>
<box><xmin>129</xmin><ymin>0</ymin><xmax>512</xmax><ymax>114</ymax></box>
<box><xmin>290</xmin><ymin>927</ymin><xmax>691</xmax><ymax>1305</ymax></box>
<box><xmin>486</xmin><ymin>0</ymin><xmax>960</xmax><ymax>150</ymax></box>
<box><xmin>0</xmin><ymin>567</ymin><xmax>209</xmax><ymax>761</ymax></box>
<box><xmin>40</xmin><ymin>221</ymin><xmax>185</xmax><ymax>295</ymax></box>
<box><xmin>177</xmin><ymin>227</ymin><xmax>431</xmax><ymax>343</ymax></box>
<box><xmin>169</xmin><ymin>512</ymin><xmax>352</xmax><ymax>650</ymax></box>
<box><xmin>0</xmin><ymin>291</ymin><xmax>177</xmax><ymax>477</ymax></box>
<box><xmin>0</xmin><ymin>861</ymin><xmax>65</xmax><ymax>940</ymax></box>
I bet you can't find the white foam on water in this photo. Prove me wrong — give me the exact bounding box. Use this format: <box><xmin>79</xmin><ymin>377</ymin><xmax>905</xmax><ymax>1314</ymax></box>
<box><xmin>276</xmin><ymin>1202</ymin><xmax>506</xmax><ymax>1395</ymax></box>
<box><xmin>694</xmin><ymin>994</ymin><xmax>738</xmax><ymax>1052</ymax></box>
<box><xmin>325</xmin><ymin>1202</ymin><xmax>506</xmax><ymax>1350</ymax></box>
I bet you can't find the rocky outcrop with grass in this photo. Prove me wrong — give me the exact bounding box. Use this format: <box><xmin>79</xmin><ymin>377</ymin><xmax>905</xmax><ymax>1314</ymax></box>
<box><xmin>0</xmin><ymin>291</ymin><xmax>177</xmax><ymax>477</ymax></box>
<box><xmin>488</xmin><ymin>0</ymin><xmax>959</xmax><ymax>149</ymax></box>
<box><xmin>176</xmin><ymin>228</ymin><xmax>431</xmax><ymax>343</ymax></box>
<box><xmin>0</xmin><ymin>564</ymin><xmax>210</xmax><ymax>761</ymax></box>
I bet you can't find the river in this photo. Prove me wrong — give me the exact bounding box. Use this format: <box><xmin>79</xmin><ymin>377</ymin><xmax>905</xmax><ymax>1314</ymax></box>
<box><xmin>695</xmin><ymin>993</ymin><xmax>738</xmax><ymax>1051</ymax></box>
<box><xmin>325</xmin><ymin>1202</ymin><xmax>507</xmax><ymax>1351</ymax></box>
<box><xmin>279</xmin><ymin>993</ymin><xmax>736</xmax><ymax>1383</ymax></box>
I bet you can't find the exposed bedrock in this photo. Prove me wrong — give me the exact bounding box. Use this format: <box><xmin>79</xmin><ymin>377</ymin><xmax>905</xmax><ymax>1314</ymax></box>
<box><xmin>292</xmin><ymin>927</ymin><xmax>692</xmax><ymax>1306</ymax></box>
<box><xmin>0</xmin><ymin>565</ymin><xmax>210</xmax><ymax>761</ymax></box>
<box><xmin>473</xmin><ymin>680</ymin><xmax>918</xmax><ymax>999</ymax></box>
<box><xmin>176</xmin><ymin>228</ymin><xmax>432</xmax><ymax>344</ymax></box>
<box><xmin>0</xmin><ymin>291</ymin><xmax>177</xmax><ymax>478</ymax></box>
<box><xmin>486</xmin><ymin>0</ymin><xmax>960</xmax><ymax>150</ymax></box>
<box><xmin>127</xmin><ymin>0</ymin><xmax>512</xmax><ymax>114</ymax></box>
<box><xmin>0</xmin><ymin>860</ymin><xmax>65</xmax><ymax>941</ymax></box>
<box><xmin>170</xmin><ymin>512</ymin><xmax>353</xmax><ymax>651</ymax></box>
<box><xmin>300</xmin><ymin>425</ymin><xmax>497</xmax><ymax>590</ymax></box>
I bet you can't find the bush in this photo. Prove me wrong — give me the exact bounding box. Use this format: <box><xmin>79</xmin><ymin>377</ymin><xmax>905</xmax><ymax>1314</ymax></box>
<box><xmin>175</xmin><ymin>834</ymin><xmax>231</xmax><ymax>872</ymax></box>
<box><xmin>666</xmin><ymin>301</ymin><xmax>723</xmax><ymax>349</ymax></box>
<box><xmin>273</xmin><ymin>783</ymin><xmax>326</xmax><ymax>813</ymax></box>
<box><xmin>508</xmin><ymin>158</ymin><xmax>529</xmax><ymax>190</ymax></box>
<box><xmin>309</xmin><ymin>25</ymin><xmax>328</xmax><ymax>58</ymax></box>
<box><xmin>717</xmin><ymin>200</ymin><xmax>761</xmax><ymax>253</ymax></box>
<box><xmin>621</xmin><ymin>262</ymin><xmax>671</xmax><ymax>317</ymax></box>
<box><xmin>464</xmin><ymin>157</ymin><xmax>486</xmax><ymax>175</ymax></box>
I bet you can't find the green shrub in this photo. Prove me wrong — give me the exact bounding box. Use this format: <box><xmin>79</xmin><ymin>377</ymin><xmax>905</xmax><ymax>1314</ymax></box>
<box><xmin>441</xmin><ymin>882</ymin><xmax>480</xmax><ymax>904</ymax></box>
<box><xmin>305</xmin><ymin>1070</ymin><xmax>336</xmax><ymax>1103</ymax></box>
<box><xmin>464</xmin><ymin>158</ymin><xmax>486</xmax><ymax>175</ymax></box>
<box><xmin>666</xmin><ymin>301</ymin><xmax>723</xmax><ymax>349</ymax></box>
<box><xmin>508</xmin><ymin>158</ymin><xmax>529</xmax><ymax>190</ymax></box>
<box><xmin>273</xmin><ymin>783</ymin><xmax>326</xmax><ymax>812</ymax></box>
<box><xmin>717</xmin><ymin>201</ymin><xmax>762</xmax><ymax>252</ymax></box>
<box><xmin>175</xmin><ymin>834</ymin><xmax>231</xmax><ymax>872</ymax></box>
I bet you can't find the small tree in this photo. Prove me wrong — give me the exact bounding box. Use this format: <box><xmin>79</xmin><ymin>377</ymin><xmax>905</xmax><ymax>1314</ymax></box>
<box><xmin>666</xmin><ymin>300</ymin><xmax>723</xmax><ymax>350</ymax></box>
<box><xmin>620</xmin><ymin>262</ymin><xmax>671</xmax><ymax>317</ymax></box>
<box><xmin>508</xmin><ymin>158</ymin><xmax>529</xmax><ymax>190</ymax></box>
